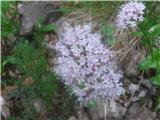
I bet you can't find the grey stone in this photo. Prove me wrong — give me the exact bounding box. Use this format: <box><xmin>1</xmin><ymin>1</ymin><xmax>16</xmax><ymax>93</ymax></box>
<box><xmin>18</xmin><ymin>1</ymin><xmax>62</xmax><ymax>35</ymax></box>
<box><xmin>121</xmin><ymin>49</ymin><xmax>143</xmax><ymax>78</ymax></box>
<box><xmin>1</xmin><ymin>96</ymin><xmax>10</xmax><ymax>119</ymax></box>
<box><xmin>68</xmin><ymin>116</ymin><xmax>78</xmax><ymax>120</ymax></box>
<box><xmin>128</xmin><ymin>83</ymin><xmax>139</xmax><ymax>94</ymax></box>
<box><xmin>89</xmin><ymin>100</ymin><xmax>126</xmax><ymax>120</ymax></box>
<box><xmin>77</xmin><ymin>108</ymin><xmax>89</xmax><ymax>120</ymax></box>
<box><xmin>33</xmin><ymin>99</ymin><xmax>45</xmax><ymax>113</ymax></box>
<box><xmin>125</xmin><ymin>102</ymin><xmax>156</xmax><ymax>120</ymax></box>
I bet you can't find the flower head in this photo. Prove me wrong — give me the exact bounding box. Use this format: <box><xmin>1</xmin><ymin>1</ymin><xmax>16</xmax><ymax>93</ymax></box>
<box><xmin>53</xmin><ymin>23</ymin><xmax>124</xmax><ymax>105</ymax></box>
<box><xmin>116</xmin><ymin>2</ymin><xmax>145</xmax><ymax>29</ymax></box>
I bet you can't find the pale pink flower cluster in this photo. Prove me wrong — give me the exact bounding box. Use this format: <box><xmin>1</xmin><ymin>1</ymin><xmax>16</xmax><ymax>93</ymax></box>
<box><xmin>54</xmin><ymin>23</ymin><xmax>124</xmax><ymax>105</ymax></box>
<box><xmin>116</xmin><ymin>2</ymin><xmax>145</xmax><ymax>29</ymax></box>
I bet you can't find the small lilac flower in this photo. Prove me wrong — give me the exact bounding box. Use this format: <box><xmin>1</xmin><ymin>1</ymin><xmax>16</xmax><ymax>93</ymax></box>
<box><xmin>53</xmin><ymin>23</ymin><xmax>125</xmax><ymax>105</ymax></box>
<box><xmin>116</xmin><ymin>2</ymin><xmax>146</xmax><ymax>29</ymax></box>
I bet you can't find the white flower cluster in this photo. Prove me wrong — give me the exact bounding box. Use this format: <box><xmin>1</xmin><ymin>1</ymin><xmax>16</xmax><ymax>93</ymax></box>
<box><xmin>116</xmin><ymin>2</ymin><xmax>145</xmax><ymax>29</ymax></box>
<box><xmin>54</xmin><ymin>23</ymin><xmax>124</xmax><ymax>105</ymax></box>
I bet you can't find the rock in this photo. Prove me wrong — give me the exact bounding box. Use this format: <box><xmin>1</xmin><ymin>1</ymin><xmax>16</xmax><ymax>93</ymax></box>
<box><xmin>123</xmin><ymin>78</ymin><xmax>131</xmax><ymax>86</ymax></box>
<box><xmin>109</xmin><ymin>101</ymin><xmax>126</xmax><ymax>118</ymax></box>
<box><xmin>126</xmin><ymin>84</ymin><xmax>148</xmax><ymax>105</ymax></box>
<box><xmin>77</xmin><ymin>108</ymin><xmax>89</xmax><ymax>120</ymax></box>
<box><xmin>15</xmin><ymin>69</ymin><xmax>20</xmax><ymax>74</ymax></box>
<box><xmin>138</xmin><ymin>89</ymin><xmax>147</xmax><ymax>98</ymax></box>
<box><xmin>130</xmin><ymin>85</ymin><xmax>147</xmax><ymax>102</ymax></box>
<box><xmin>131</xmin><ymin>89</ymin><xmax>147</xmax><ymax>102</ymax></box>
<box><xmin>1</xmin><ymin>106</ymin><xmax>10</xmax><ymax>120</ymax></box>
<box><xmin>44</xmin><ymin>34</ymin><xmax>58</xmax><ymax>67</ymax></box>
<box><xmin>125</xmin><ymin>102</ymin><xmax>156</xmax><ymax>120</ymax></box>
<box><xmin>1</xmin><ymin>96</ymin><xmax>10</xmax><ymax>119</ymax></box>
<box><xmin>69</xmin><ymin>116</ymin><xmax>78</xmax><ymax>120</ymax></box>
<box><xmin>89</xmin><ymin>100</ymin><xmax>126</xmax><ymax>120</ymax></box>
<box><xmin>18</xmin><ymin>1</ymin><xmax>62</xmax><ymax>35</ymax></box>
<box><xmin>121</xmin><ymin>49</ymin><xmax>143</xmax><ymax>78</ymax></box>
<box><xmin>68</xmin><ymin>106</ymin><xmax>89</xmax><ymax>120</ymax></box>
<box><xmin>44</xmin><ymin>33</ymin><xmax>58</xmax><ymax>59</ymax></box>
<box><xmin>0</xmin><ymin>96</ymin><xmax>5</xmax><ymax>112</ymax></box>
<box><xmin>33</xmin><ymin>99</ymin><xmax>45</xmax><ymax>113</ymax></box>
<box><xmin>145</xmin><ymin>96</ymin><xmax>153</xmax><ymax>109</ymax></box>
<box><xmin>128</xmin><ymin>83</ymin><xmax>139</xmax><ymax>94</ymax></box>
<box><xmin>131</xmin><ymin>97</ymin><xmax>140</xmax><ymax>102</ymax></box>
<box><xmin>141</xmin><ymin>79</ymin><xmax>152</xmax><ymax>90</ymax></box>
<box><xmin>44</xmin><ymin>34</ymin><xmax>58</xmax><ymax>49</ymax></box>
<box><xmin>9</xmin><ymin>70</ymin><xmax>17</xmax><ymax>77</ymax></box>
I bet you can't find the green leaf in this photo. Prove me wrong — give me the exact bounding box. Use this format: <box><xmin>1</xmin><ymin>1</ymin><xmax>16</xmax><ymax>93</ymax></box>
<box><xmin>151</xmin><ymin>74</ymin><xmax>160</xmax><ymax>86</ymax></box>
<box><xmin>2</xmin><ymin>56</ymin><xmax>17</xmax><ymax>67</ymax></box>
<box><xmin>139</xmin><ymin>48</ymin><xmax>160</xmax><ymax>70</ymax></box>
<box><xmin>1</xmin><ymin>1</ymin><xmax>10</xmax><ymax>14</ymax></box>
<box><xmin>132</xmin><ymin>31</ymin><xmax>143</xmax><ymax>37</ymax></box>
<box><xmin>87</xmin><ymin>100</ymin><xmax>97</xmax><ymax>111</ymax></box>
<box><xmin>101</xmin><ymin>23</ymin><xmax>116</xmax><ymax>46</ymax></box>
<box><xmin>138</xmin><ymin>17</ymin><xmax>156</xmax><ymax>32</ymax></box>
<box><xmin>13</xmin><ymin>39</ymin><xmax>47</xmax><ymax>80</ymax></box>
<box><xmin>148</xmin><ymin>24</ymin><xmax>160</xmax><ymax>37</ymax></box>
<box><xmin>42</xmin><ymin>24</ymin><xmax>57</xmax><ymax>32</ymax></box>
<box><xmin>1</xmin><ymin>1</ymin><xmax>19</xmax><ymax>39</ymax></box>
<box><xmin>139</xmin><ymin>56</ymin><xmax>157</xmax><ymax>70</ymax></box>
<box><xmin>53</xmin><ymin>6</ymin><xmax>72</xmax><ymax>14</ymax></box>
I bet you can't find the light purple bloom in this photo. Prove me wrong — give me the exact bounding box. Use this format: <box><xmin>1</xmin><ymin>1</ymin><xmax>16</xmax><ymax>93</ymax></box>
<box><xmin>53</xmin><ymin>23</ymin><xmax>125</xmax><ymax>105</ymax></box>
<box><xmin>116</xmin><ymin>2</ymin><xmax>146</xmax><ymax>29</ymax></box>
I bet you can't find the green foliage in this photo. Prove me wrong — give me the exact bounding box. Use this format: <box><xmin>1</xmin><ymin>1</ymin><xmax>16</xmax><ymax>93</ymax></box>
<box><xmin>1</xmin><ymin>1</ymin><xmax>20</xmax><ymax>38</ymax></box>
<box><xmin>53</xmin><ymin>1</ymin><xmax>121</xmax><ymax>17</ymax></box>
<box><xmin>74</xmin><ymin>1</ymin><xmax>121</xmax><ymax>16</ymax></box>
<box><xmin>52</xmin><ymin>5</ymin><xmax>72</xmax><ymax>15</ymax></box>
<box><xmin>33</xmin><ymin>18</ymin><xmax>57</xmax><ymax>47</ymax></box>
<box><xmin>2</xmin><ymin>56</ymin><xmax>17</xmax><ymax>67</ymax></box>
<box><xmin>145</xmin><ymin>2</ymin><xmax>160</xmax><ymax>23</ymax></box>
<box><xmin>1</xmin><ymin>1</ymin><xmax>19</xmax><ymax>87</ymax></box>
<box><xmin>132</xmin><ymin>31</ymin><xmax>144</xmax><ymax>37</ymax></box>
<box><xmin>1</xmin><ymin>3</ymin><xmax>61</xmax><ymax>118</ymax></box>
<box><xmin>87</xmin><ymin>100</ymin><xmax>97</xmax><ymax>111</ymax></box>
<box><xmin>139</xmin><ymin>49</ymin><xmax>160</xmax><ymax>70</ymax></box>
<box><xmin>13</xmin><ymin>39</ymin><xmax>47</xmax><ymax>80</ymax></box>
<box><xmin>1</xmin><ymin>56</ymin><xmax>17</xmax><ymax>74</ymax></box>
<box><xmin>148</xmin><ymin>24</ymin><xmax>160</xmax><ymax>38</ymax></box>
<box><xmin>10</xmin><ymin>39</ymin><xmax>58</xmax><ymax>119</ymax></box>
<box><xmin>133</xmin><ymin>14</ymin><xmax>160</xmax><ymax>87</ymax></box>
<box><xmin>139</xmin><ymin>96</ymin><xmax>146</xmax><ymax>104</ymax></box>
<box><xmin>133</xmin><ymin>7</ymin><xmax>160</xmax><ymax>111</ymax></box>
<box><xmin>152</xmin><ymin>74</ymin><xmax>160</xmax><ymax>86</ymax></box>
<box><xmin>41</xmin><ymin>24</ymin><xmax>57</xmax><ymax>32</ymax></box>
<box><xmin>1</xmin><ymin>2</ymin><xmax>76</xmax><ymax>117</ymax></box>
<box><xmin>101</xmin><ymin>23</ymin><xmax>116</xmax><ymax>46</ymax></box>
<box><xmin>1</xmin><ymin>1</ymin><xmax>20</xmax><ymax>74</ymax></box>
<box><xmin>12</xmin><ymin>36</ymin><xmax>58</xmax><ymax>97</ymax></box>
<box><xmin>3</xmin><ymin>1</ymin><xmax>160</xmax><ymax>118</ymax></box>
<box><xmin>137</xmin><ymin>17</ymin><xmax>160</xmax><ymax>51</ymax></box>
<box><xmin>139</xmin><ymin>48</ymin><xmax>160</xmax><ymax>86</ymax></box>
